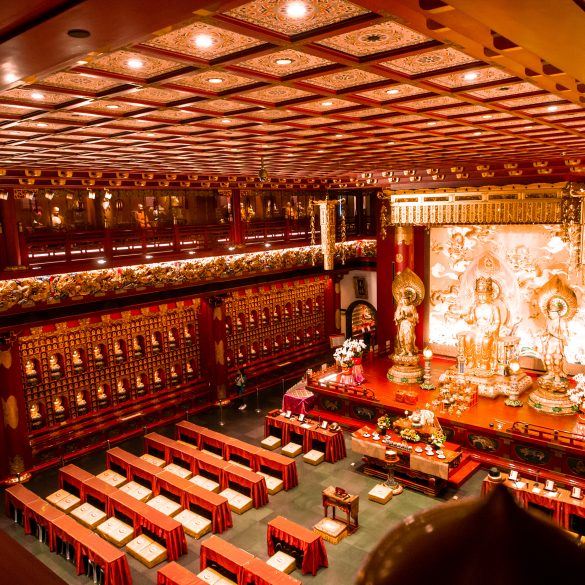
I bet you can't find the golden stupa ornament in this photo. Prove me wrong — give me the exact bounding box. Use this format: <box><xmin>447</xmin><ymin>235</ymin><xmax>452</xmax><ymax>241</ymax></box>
<box><xmin>387</xmin><ymin>268</ymin><xmax>425</xmax><ymax>384</ymax></box>
<box><xmin>528</xmin><ymin>275</ymin><xmax>579</xmax><ymax>415</ymax></box>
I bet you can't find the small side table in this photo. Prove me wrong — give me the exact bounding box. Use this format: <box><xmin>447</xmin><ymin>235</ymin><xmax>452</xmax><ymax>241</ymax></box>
<box><xmin>322</xmin><ymin>486</ymin><xmax>359</xmax><ymax>534</ymax></box>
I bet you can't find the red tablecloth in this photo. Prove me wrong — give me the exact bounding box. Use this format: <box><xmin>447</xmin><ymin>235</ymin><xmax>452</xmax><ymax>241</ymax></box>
<box><xmin>264</xmin><ymin>415</ymin><xmax>346</xmax><ymax>463</ymax></box>
<box><xmin>106</xmin><ymin>489</ymin><xmax>187</xmax><ymax>561</ymax></box>
<box><xmin>243</xmin><ymin>557</ymin><xmax>302</xmax><ymax>585</ymax></box>
<box><xmin>267</xmin><ymin>516</ymin><xmax>328</xmax><ymax>576</ymax></box>
<box><xmin>223</xmin><ymin>464</ymin><xmax>268</xmax><ymax>509</ymax></box>
<box><xmin>282</xmin><ymin>383</ymin><xmax>315</xmax><ymax>416</ymax></box>
<box><xmin>145</xmin><ymin>432</ymin><xmax>185</xmax><ymax>462</ymax></box>
<box><xmin>200</xmin><ymin>535</ymin><xmax>254</xmax><ymax>583</ymax></box>
<box><xmin>58</xmin><ymin>464</ymin><xmax>94</xmax><ymax>497</ymax></box>
<box><xmin>23</xmin><ymin>499</ymin><xmax>65</xmax><ymax>551</ymax></box>
<box><xmin>223</xmin><ymin>437</ymin><xmax>260</xmax><ymax>468</ymax></box>
<box><xmin>82</xmin><ymin>477</ymin><xmax>117</xmax><ymax>507</ymax></box>
<box><xmin>155</xmin><ymin>470</ymin><xmax>233</xmax><ymax>534</ymax></box>
<box><xmin>106</xmin><ymin>447</ymin><xmax>162</xmax><ymax>487</ymax></box>
<box><xmin>255</xmin><ymin>451</ymin><xmax>298</xmax><ymax>491</ymax></box>
<box><xmin>5</xmin><ymin>484</ymin><xmax>40</xmax><ymax>519</ymax></box>
<box><xmin>175</xmin><ymin>421</ymin><xmax>207</xmax><ymax>448</ymax></box>
<box><xmin>190</xmin><ymin>450</ymin><xmax>230</xmax><ymax>481</ymax></box>
<box><xmin>158</xmin><ymin>561</ymin><xmax>206</xmax><ymax>585</ymax></box>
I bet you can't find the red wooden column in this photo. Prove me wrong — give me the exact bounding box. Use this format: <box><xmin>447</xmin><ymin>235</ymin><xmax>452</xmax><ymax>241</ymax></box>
<box><xmin>0</xmin><ymin>338</ymin><xmax>33</xmax><ymax>483</ymax></box>
<box><xmin>0</xmin><ymin>190</ymin><xmax>26</xmax><ymax>269</ymax></box>
<box><xmin>413</xmin><ymin>226</ymin><xmax>429</xmax><ymax>349</ymax></box>
<box><xmin>230</xmin><ymin>190</ymin><xmax>243</xmax><ymax>246</ymax></box>
<box><xmin>199</xmin><ymin>296</ymin><xmax>229</xmax><ymax>402</ymax></box>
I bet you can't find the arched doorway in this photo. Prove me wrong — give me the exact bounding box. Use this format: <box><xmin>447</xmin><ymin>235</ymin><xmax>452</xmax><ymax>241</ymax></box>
<box><xmin>345</xmin><ymin>301</ymin><xmax>377</xmax><ymax>350</ymax></box>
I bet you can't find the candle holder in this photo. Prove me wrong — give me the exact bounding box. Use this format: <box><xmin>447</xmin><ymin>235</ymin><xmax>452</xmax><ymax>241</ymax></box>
<box><xmin>420</xmin><ymin>347</ymin><xmax>435</xmax><ymax>391</ymax></box>
<box><xmin>505</xmin><ymin>361</ymin><xmax>523</xmax><ymax>407</ymax></box>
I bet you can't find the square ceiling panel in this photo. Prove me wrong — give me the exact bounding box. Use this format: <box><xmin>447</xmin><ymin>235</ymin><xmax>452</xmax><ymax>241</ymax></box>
<box><xmin>223</xmin><ymin>0</ymin><xmax>369</xmax><ymax>37</ymax></box>
<box><xmin>239</xmin><ymin>49</ymin><xmax>333</xmax><ymax>76</ymax></box>
<box><xmin>144</xmin><ymin>21</ymin><xmax>264</xmax><ymax>60</ymax></box>
<box><xmin>427</xmin><ymin>66</ymin><xmax>512</xmax><ymax>89</ymax></box>
<box><xmin>465</xmin><ymin>81</ymin><xmax>542</xmax><ymax>100</ymax></box>
<box><xmin>191</xmin><ymin>99</ymin><xmax>253</xmax><ymax>112</ymax></box>
<box><xmin>239</xmin><ymin>85</ymin><xmax>315</xmax><ymax>104</ymax></box>
<box><xmin>357</xmin><ymin>83</ymin><xmax>427</xmax><ymax>102</ymax></box>
<box><xmin>316</xmin><ymin>20</ymin><xmax>431</xmax><ymax>57</ymax></box>
<box><xmin>170</xmin><ymin>71</ymin><xmax>256</xmax><ymax>92</ymax></box>
<box><xmin>38</xmin><ymin>71</ymin><xmax>123</xmax><ymax>93</ymax></box>
<box><xmin>382</xmin><ymin>47</ymin><xmax>478</xmax><ymax>75</ymax></box>
<box><xmin>399</xmin><ymin>95</ymin><xmax>463</xmax><ymax>110</ymax></box>
<box><xmin>305</xmin><ymin>69</ymin><xmax>387</xmax><ymax>90</ymax></box>
<box><xmin>295</xmin><ymin>97</ymin><xmax>357</xmax><ymax>111</ymax></box>
<box><xmin>0</xmin><ymin>87</ymin><xmax>76</xmax><ymax>106</ymax></box>
<box><xmin>86</xmin><ymin>50</ymin><xmax>182</xmax><ymax>79</ymax></box>
<box><xmin>120</xmin><ymin>87</ymin><xmax>194</xmax><ymax>104</ymax></box>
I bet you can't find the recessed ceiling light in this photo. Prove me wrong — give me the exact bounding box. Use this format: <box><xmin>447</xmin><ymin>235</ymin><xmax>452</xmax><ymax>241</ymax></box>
<box><xmin>386</xmin><ymin>88</ymin><xmax>400</xmax><ymax>95</ymax></box>
<box><xmin>321</xmin><ymin>101</ymin><xmax>333</xmax><ymax>106</ymax></box>
<box><xmin>31</xmin><ymin>91</ymin><xmax>44</xmax><ymax>100</ymax></box>
<box><xmin>97</xmin><ymin>258</ymin><xmax>106</xmax><ymax>265</ymax></box>
<box><xmin>37</xmin><ymin>122</ymin><xmax>48</xmax><ymax>127</ymax></box>
<box><xmin>335</xmin><ymin>134</ymin><xmax>344</xmax><ymax>138</ymax></box>
<box><xmin>387</xmin><ymin>141</ymin><xmax>395</xmax><ymax>145</ymax></box>
<box><xmin>473</xmin><ymin>131</ymin><xmax>482</xmax><ymax>136</ymax></box>
<box><xmin>4</xmin><ymin>73</ymin><xmax>18</xmax><ymax>83</ymax></box>
<box><xmin>427</xmin><ymin>121</ymin><xmax>437</xmax><ymax>126</ymax></box>
<box><xmin>482</xmin><ymin>114</ymin><xmax>492</xmax><ymax>119</ymax></box>
<box><xmin>194</xmin><ymin>34</ymin><xmax>214</xmax><ymax>49</ymax></box>
<box><xmin>127</xmin><ymin>58</ymin><xmax>144</xmax><ymax>70</ymax></box>
<box><xmin>275</xmin><ymin>58</ymin><xmax>293</xmax><ymax>65</ymax></box>
<box><xmin>285</xmin><ymin>1</ymin><xmax>308</xmax><ymax>19</ymax></box>
<box><xmin>106</xmin><ymin>104</ymin><xmax>120</xmax><ymax>109</ymax></box>
<box><xmin>463</xmin><ymin>71</ymin><xmax>479</xmax><ymax>81</ymax></box>
<box><xmin>221</xmin><ymin>118</ymin><xmax>231</xmax><ymax>124</ymax></box>
<box><xmin>208</xmin><ymin>77</ymin><xmax>224</xmax><ymax>84</ymax></box>
<box><xmin>146</xmin><ymin>133</ymin><xmax>155</xmax><ymax>137</ymax></box>
<box><xmin>547</xmin><ymin>105</ymin><xmax>559</xmax><ymax>112</ymax></box>
<box><xmin>76</xmin><ymin>60</ymin><xmax>88</xmax><ymax>65</ymax></box>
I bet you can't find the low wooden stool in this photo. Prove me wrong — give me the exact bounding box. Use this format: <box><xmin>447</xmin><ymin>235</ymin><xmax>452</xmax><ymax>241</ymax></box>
<box><xmin>70</xmin><ymin>503</ymin><xmax>107</xmax><ymax>529</ymax></box>
<box><xmin>96</xmin><ymin>469</ymin><xmax>127</xmax><ymax>488</ymax></box>
<box><xmin>46</xmin><ymin>489</ymin><xmax>81</xmax><ymax>513</ymax></box>
<box><xmin>174</xmin><ymin>509</ymin><xmax>212</xmax><ymax>539</ymax></box>
<box><xmin>126</xmin><ymin>534</ymin><xmax>167</xmax><ymax>568</ymax></box>
<box><xmin>96</xmin><ymin>517</ymin><xmax>134</xmax><ymax>547</ymax></box>
<box><xmin>281</xmin><ymin>442</ymin><xmax>302</xmax><ymax>458</ymax></box>
<box><xmin>303</xmin><ymin>449</ymin><xmax>324</xmax><ymax>466</ymax></box>
<box><xmin>260</xmin><ymin>436</ymin><xmax>281</xmax><ymax>450</ymax></box>
<box><xmin>140</xmin><ymin>453</ymin><xmax>165</xmax><ymax>468</ymax></box>
<box><xmin>146</xmin><ymin>495</ymin><xmax>182</xmax><ymax>517</ymax></box>
<box><xmin>219</xmin><ymin>488</ymin><xmax>253</xmax><ymax>515</ymax></box>
<box><xmin>368</xmin><ymin>484</ymin><xmax>393</xmax><ymax>505</ymax></box>
<box><xmin>164</xmin><ymin>463</ymin><xmax>193</xmax><ymax>480</ymax></box>
<box><xmin>257</xmin><ymin>472</ymin><xmax>283</xmax><ymax>495</ymax></box>
<box><xmin>119</xmin><ymin>481</ymin><xmax>152</xmax><ymax>502</ymax></box>
<box><xmin>266</xmin><ymin>551</ymin><xmax>296</xmax><ymax>574</ymax></box>
<box><xmin>190</xmin><ymin>475</ymin><xmax>220</xmax><ymax>493</ymax></box>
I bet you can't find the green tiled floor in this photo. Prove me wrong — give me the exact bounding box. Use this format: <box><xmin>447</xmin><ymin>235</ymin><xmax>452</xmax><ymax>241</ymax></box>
<box><xmin>0</xmin><ymin>390</ymin><xmax>485</xmax><ymax>584</ymax></box>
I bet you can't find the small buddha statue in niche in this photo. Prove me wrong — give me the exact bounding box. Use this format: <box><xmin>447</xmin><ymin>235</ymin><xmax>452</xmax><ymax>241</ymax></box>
<box><xmin>136</xmin><ymin>375</ymin><xmax>146</xmax><ymax>394</ymax></box>
<box><xmin>284</xmin><ymin>337</ymin><xmax>290</xmax><ymax>349</ymax></box>
<box><xmin>250</xmin><ymin>346</ymin><xmax>257</xmax><ymax>360</ymax></box>
<box><xmin>50</xmin><ymin>206</ymin><xmax>64</xmax><ymax>229</ymax></box>
<box><xmin>186</xmin><ymin>362</ymin><xmax>194</xmax><ymax>380</ymax></box>
<box><xmin>133</xmin><ymin>337</ymin><xmax>143</xmax><ymax>358</ymax></box>
<box><xmin>237</xmin><ymin>349</ymin><xmax>244</xmax><ymax>365</ymax></box>
<box><xmin>151</xmin><ymin>334</ymin><xmax>161</xmax><ymax>354</ymax></box>
<box><xmin>29</xmin><ymin>402</ymin><xmax>41</xmax><ymax>421</ymax></box>
<box><xmin>285</xmin><ymin>307</ymin><xmax>291</xmax><ymax>320</ymax></box>
<box><xmin>249</xmin><ymin>313</ymin><xmax>256</xmax><ymax>328</ymax></box>
<box><xmin>25</xmin><ymin>359</ymin><xmax>38</xmax><ymax>383</ymax></box>
<box><xmin>225</xmin><ymin>320</ymin><xmax>232</xmax><ymax>335</ymax></box>
<box><xmin>184</xmin><ymin>326</ymin><xmax>192</xmax><ymax>346</ymax></box>
<box><xmin>170</xmin><ymin>366</ymin><xmax>179</xmax><ymax>385</ymax></box>
<box><xmin>72</xmin><ymin>349</ymin><xmax>84</xmax><ymax>373</ymax></box>
<box><xmin>53</xmin><ymin>396</ymin><xmax>65</xmax><ymax>420</ymax></box>
<box><xmin>273</xmin><ymin>309</ymin><xmax>280</xmax><ymax>322</ymax></box>
<box><xmin>262</xmin><ymin>311</ymin><xmax>268</xmax><ymax>325</ymax></box>
<box><xmin>226</xmin><ymin>353</ymin><xmax>233</xmax><ymax>368</ymax></box>
<box><xmin>274</xmin><ymin>339</ymin><xmax>280</xmax><ymax>352</ymax></box>
<box><xmin>168</xmin><ymin>330</ymin><xmax>177</xmax><ymax>350</ymax></box>
<box><xmin>114</xmin><ymin>340</ymin><xmax>125</xmax><ymax>363</ymax></box>
<box><xmin>49</xmin><ymin>355</ymin><xmax>62</xmax><ymax>379</ymax></box>
<box><xmin>76</xmin><ymin>391</ymin><xmax>86</xmax><ymax>407</ymax></box>
<box><xmin>94</xmin><ymin>345</ymin><xmax>105</xmax><ymax>368</ymax></box>
<box><xmin>305</xmin><ymin>331</ymin><xmax>311</xmax><ymax>341</ymax></box>
<box><xmin>97</xmin><ymin>385</ymin><xmax>108</xmax><ymax>406</ymax></box>
<box><xmin>295</xmin><ymin>304</ymin><xmax>301</xmax><ymax>317</ymax></box>
<box><xmin>262</xmin><ymin>341</ymin><xmax>269</xmax><ymax>356</ymax></box>
<box><xmin>295</xmin><ymin>333</ymin><xmax>301</xmax><ymax>345</ymax></box>
<box><xmin>153</xmin><ymin>371</ymin><xmax>163</xmax><ymax>390</ymax></box>
<box><xmin>116</xmin><ymin>380</ymin><xmax>127</xmax><ymax>398</ymax></box>
<box><xmin>237</xmin><ymin>315</ymin><xmax>244</xmax><ymax>332</ymax></box>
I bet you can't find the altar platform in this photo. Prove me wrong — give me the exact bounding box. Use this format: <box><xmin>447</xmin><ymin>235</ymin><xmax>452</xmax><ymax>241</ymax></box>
<box><xmin>306</xmin><ymin>355</ymin><xmax>585</xmax><ymax>487</ymax></box>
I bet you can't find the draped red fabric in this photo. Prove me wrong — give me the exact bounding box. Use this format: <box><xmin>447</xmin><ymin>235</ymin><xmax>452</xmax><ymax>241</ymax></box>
<box><xmin>222</xmin><ymin>464</ymin><xmax>269</xmax><ymax>508</ymax></box>
<box><xmin>255</xmin><ymin>451</ymin><xmax>299</xmax><ymax>491</ymax></box>
<box><xmin>267</xmin><ymin>516</ymin><xmax>328</xmax><ymax>576</ymax></box>
<box><xmin>157</xmin><ymin>561</ymin><xmax>206</xmax><ymax>585</ymax></box>
<box><xmin>81</xmin><ymin>477</ymin><xmax>117</xmax><ymax>505</ymax></box>
<box><xmin>23</xmin><ymin>499</ymin><xmax>65</xmax><ymax>552</ymax></box>
<box><xmin>58</xmin><ymin>464</ymin><xmax>94</xmax><ymax>494</ymax></box>
<box><xmin>264</xmin><ymin>417</ymin><xmax>290</xmax><ymax>446</ymax></box>
<box><xmin>243</xmin><ymin>557</ymin><xmax>302</xmax><ymax>585</ymax></box>
<box><xmin>5</xmin><ymin>484</ymin><xmax>40</xmax><ymax>519</ymax></box>
<box><xmin>175</xmin><ymin>421</ymin><xmax>207</xmax><ymax>447</ymax></box>
<box><xmin>155</xmin><ymin>470</ymin><xmax>233</xmax><ymax>533</ymax></box>
<box><xmin>106</xmin><ymin>447</ymin><xmax>162</xmax><ymax>486</ymax></box>
<box><xmin>223</xmin><ymin>437</ymin><xmax>260</xmax><ymax>468</ymax></box>
<box><xmin>200</xmin><ymin>535</ymin><xmax>254</xmax><ymax>583</ymax></box>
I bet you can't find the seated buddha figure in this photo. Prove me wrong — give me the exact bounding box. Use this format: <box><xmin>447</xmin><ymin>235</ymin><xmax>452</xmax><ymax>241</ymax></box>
<box><xmin>151</xmin><ymin>334</ymin><xmax>161</xmax><ymax>354</ymax></box>
<box><xmin>185</xmin><ymin>362</ymin><xmax>194</xmax><ymax>380</ymax></box>
<box><xmin>53</xmin><ymin>396</ymin><xmax>65</xmax><ymax>421</ymax></box>
<box><xmin>93</xmin><ymin>345</ymin><xmax>105</xmax><ymax>368</ymax></box>
<box><xmin>133</xmin><ymin>337</ymin><xmax>143</xmax><ymax>358</ymax></box>
<box><xmin>29</xmin><ymin>402</ymin><xmax>42</xmax><ymax>421</ymax></box>
<box><xmin>114</xmin><ymin>340</ymin><xmax>125</xmax><ymax>363</ymax></box>
<box><xmin>97</xmin><ymin>385</ymin><xmax>108</xmax><ymax>406</ymax></box>
<box><xmin>168</xmin><ymin>330</ymin><xmax>177</xmax><ymax>350</ymax></box>
<box><xmin>135</xmin><ymin>375</ymin><xmax>146</xmax><ymax>395</ymax></box>
<box><xmin>184</xmin><ymin>326</ymin><xmax>192</xmax><ymax>346</ymax></box>
<box><xmin>170</xmin><ymin>365</ymin><xmax>179</xmax><ymax>385</ymax></box>
<box><xmin>76</xmin><ymin>391</ymin><xmax>87</xmax><ymax>413</ymax></box>
<box><xmin>116</xmin><ymin>380</ymin><xmax>127</xmax><ymax>399</ymax></box>
<box><xmin>72</xmin><ymin>349</ymin><xmax>84</xmax><ymax>373</ymax></box>
<box><xmin>153</xmin><ymin>371</ymin><xmax>163</xmax><ymax>390</ymax></box>
<box><xmin>462</xmin><ymin>277</ymin><xmax>502</xmax><ymax>377</ymax></box>
<box><xmin>25</xmin><ymin>359</ymin><xmax>39</xmax><ymax>384</ymax></box>
<box><xmin>49</xmin><ymin>355</ymin><xmax>62</xmax><ymax>379</ymax></box>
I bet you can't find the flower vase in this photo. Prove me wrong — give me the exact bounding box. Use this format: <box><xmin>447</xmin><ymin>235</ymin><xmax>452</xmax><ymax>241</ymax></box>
<box><xmin>339</xmin><ymin>364</ymin><xmax>355</xmax><ymax>386</ymax></box>
<box><xmin>352</xmin><ymin>356</ymin><xmax>365</xmax><ymax>385</ymax></box>
<box><xmin>377</xmin><ymin>426</ymin><xmax>387</xmax><ymax>436</ymax></box>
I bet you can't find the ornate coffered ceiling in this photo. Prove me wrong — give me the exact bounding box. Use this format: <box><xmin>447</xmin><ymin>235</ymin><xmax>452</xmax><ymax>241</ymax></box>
<box><xmin>0</xmin><ymin>0</ymin><xmax>583</xmax><ymax>185</ymax></box>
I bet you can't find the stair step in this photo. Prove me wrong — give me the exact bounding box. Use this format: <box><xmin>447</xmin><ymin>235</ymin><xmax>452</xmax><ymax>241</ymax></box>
<box><xmin>448</xmin><ymin>458</ymin><xmax>481</xmax><ymax>487</ymax></box>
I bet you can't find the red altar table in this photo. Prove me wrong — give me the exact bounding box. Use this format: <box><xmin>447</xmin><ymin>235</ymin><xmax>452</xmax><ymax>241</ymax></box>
<box><xmin>155</xmin><ymin>470</ymin><xmax>233</xmax><ymax>533</ymax></box>
<box><xmin>264</xmin><ymin>413</ymin><xmax>346</xmax><ymax>463</ymax></box>
<box><xmin>222</xmin><ymin>464</ymin><xmax>269</xmax><ymax>508</ymax></box>
<box><xmin>106</xmin><ymin>489</ymin><xmax>187</xmax><ymax>561</ymax></box>
<box><xmin>58</xmin><ymin>464</ymin><xmax>94</xmax><ymax>497</ymax></box>
<box><xmin>244</xmin><ymin>557</ymin><xmax>302</xmax><ymax>585</ymax></box>
<box><xmin>52</xmin><ymin>514</ymin><xmax>131</xmax><ymax>585</ymax></box>
<box><xmin>200</xmin><ymin>535</ymin><xmax>254</xmax><ymax>584</ymax></box>
<box><xmin>106</xmin><ymin>447</ymin><xmax>163</xmax><ymax>486</ymax></box>
<box><xmin>5</xmin><ymin>483</ymin><xmax>41</xmax><ymax>521</ymax></box>
<box><xmin>267</xmin><ymin>516</ymin><xmax>328</xmax><ymax>576</ymax></box>
<box><xmin>223</xmin><ymin>436</ymin><xmax>260</xmax><ymax>469</ymax></box>
<box><xmin>254</xmin><ymin>450</ymin><xmax>298</xmax><ymax>491</ymax></box>
<box><xmin>282</xmin><ymin>383</ymin><xmax>315</xmax><ymax>416</ymax></box>
<box><xmin>82</xmin><ymin>477</ymin><xmax>117</xmax><ymax>507</ymax></box>
<box><xmin>23</xmin><ymin>499</ymin><xmax>65</xmax><ymax>551</ymax></box>
<box><xmin>158</xmin><ymin>561</ymin><xmax>206</xmax><ymax>585</ymax></box>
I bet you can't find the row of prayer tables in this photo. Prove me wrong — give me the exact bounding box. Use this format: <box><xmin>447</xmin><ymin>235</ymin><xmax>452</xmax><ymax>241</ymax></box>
<box><xmin>5</xmin><ymin>483</ymin><xmax>131</xmax><ymax>585</ymax></box>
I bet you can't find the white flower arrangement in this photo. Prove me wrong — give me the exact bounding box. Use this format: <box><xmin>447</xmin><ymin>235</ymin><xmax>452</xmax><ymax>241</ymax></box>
<box><xmin>333</xmin><ymin>338</ymin><xmax>367</xmax><ymax>368</ymax></box>
<box><xmin>567</xmin><ymin>373</ymin><xmax>585</xmax><ymax>407</ymax></box>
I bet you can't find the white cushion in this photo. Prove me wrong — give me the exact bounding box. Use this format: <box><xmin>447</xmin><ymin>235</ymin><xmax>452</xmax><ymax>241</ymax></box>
<box><xmin>267</xmin><ymin>551</ymin><xmax>296</xmax><ymax>574</ymax></box>
<box><xmin>219</xmin><ymin>488</ymin><xmax>253</xmax><ymax>514</ymax></box>
<box><xmin>257</xmin><ymin>472</ymin><xmax>283</xmax><ymax>495</ymax></box>
<box><xmin>140</xmin><ymin>453</ymin><xmax>165</xmax><ymax>468</ymax></box>
<box><xmin>281</xmin><ymin>442</ymin><xmax>302</xmax><ymax>457</ymax></box>
<box><xmin>303</xmin><ymin>449</ymin><xmax>324</xmax><ymax>465</ymax></box>
<box><xmin>163</xmin><ymin>463</ymin><xmax>193</xmax><ymax>480</ymax></box>
<box><xmin>119</xmin><ymin>481</ymin><xmax>152</xmax><ymax>502</ymax></box>
<box><xmin>96</xmin><ymin>470</ymin><xmax>127</xmax><ymax>488</ymax></box>
<box><xmin>47</xmin><ymin>489</ymin><xmax>81</xmax><ymax>513</ymax></box>
<box><xmin>190</xmin><ymin>475</ymin><xmax>220</xmax><ymax>493</ymax></box>
<box><xmin>70</xmin><ymin>503</ymin><xmax>107</xmax><ymax>529</ymax></box>
<box><xmin>174</xmin><ymin>509</ymin><xmax>212</xmax><ymax>539</ymax></box>
<box><xmin>126</xmin><ymin>534</ymin><xmax>167</xmax><ymax>568</ymax></box>
<box><xmin>368</xmin><ymin>484</ymin><xmax>393</xmax><ymax>504</ymax></box>
<box><xmin>96</xmin><ymin>517</ymin><xmax>134</xmax><ymax>547</ymax></box>
<box><xmin>146</xmin><ymin>495</ymin><xmax>182</xmax><ymax>517</ymax></box>
<box><xmin>197</xmin><ymin>568</ymin><xmax>223</xmax><ymax>585</ymax></box>
<box><xmin>261</xmin><ymin>436</ymin><xmax>281</xmax><ymax>450</ymax></box>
